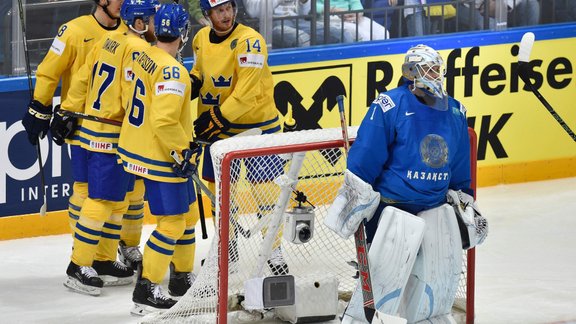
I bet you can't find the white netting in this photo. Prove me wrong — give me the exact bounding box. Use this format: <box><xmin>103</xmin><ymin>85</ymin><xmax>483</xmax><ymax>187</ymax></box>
<box><xmin>142</xmin><ymin>127</ymin><xmax>473</xmax><ymax>324</ymax></box>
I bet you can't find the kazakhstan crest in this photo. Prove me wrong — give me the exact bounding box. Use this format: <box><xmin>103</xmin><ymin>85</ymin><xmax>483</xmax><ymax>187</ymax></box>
<box><xmin>420</xmin><ymin>134</ymin><xmax>448</xmax><ymax>168</ymax></box>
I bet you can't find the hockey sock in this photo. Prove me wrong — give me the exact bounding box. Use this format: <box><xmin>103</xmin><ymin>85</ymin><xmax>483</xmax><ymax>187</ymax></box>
<box><xmin>94</xmin><ymin>200</ymin><xmax>127</xmax><ymax>262</ymax></box>
<box><xmin>68</xmin><ymin>181</ymin><xmax>88</xmax><ymax>234</ymax></box>
<box><xmin>142</xmin><ymin>215</ymin><xmax>185</xmax><ymax>283</ymax></box>
<box><xmin>71</xmin><ymin>197</ymin><xmax>112</xmax><ymax>266</ymax></box>
<box><xmin>121</xmin><ymin>179</ymin><xmax>145</xmax><ymax>247</ymax></box>
<box><xmin>171</xmin><ymin>203</ymin><xmax>199</xmax><ymax>272</ymax></box>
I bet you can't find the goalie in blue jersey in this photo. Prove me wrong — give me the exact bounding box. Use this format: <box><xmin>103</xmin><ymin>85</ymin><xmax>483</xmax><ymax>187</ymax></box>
<box><xmin>326</xmin><ymin>44</ymin><xmax>488</xmax><ymax>323</ymax></box>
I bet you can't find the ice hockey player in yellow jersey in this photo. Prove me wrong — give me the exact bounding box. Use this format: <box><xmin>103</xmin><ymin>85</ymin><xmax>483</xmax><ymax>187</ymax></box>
<box><xmin>55</xmin><ymin>0</ymin><xmax>161</xmax><ymax>296</ymax></box>
<box><xmin>191</xmin><ymin>0</ymin><xmax>288</xmax><ymax>276</ymax></box>
<box><xmin>20</xmin><ymin>0</ymin><xmax>127</xmax><ymax>294</ymax></box>
<box><xmin>117</xmin><ymin>3</ymin><xmax>200</xmax><ymax>315</ymax></box>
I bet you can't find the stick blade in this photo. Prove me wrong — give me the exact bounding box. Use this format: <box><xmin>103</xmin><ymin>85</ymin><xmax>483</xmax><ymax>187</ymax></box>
<box><xmin>519</xmin><ymin>32</ymin><xmax>535</xmax><ymax>63</ymax></box>
<box><xmin>39</xmin><ymin>200</ymin><xmax>47</xmax><ymax>217</ymax></box>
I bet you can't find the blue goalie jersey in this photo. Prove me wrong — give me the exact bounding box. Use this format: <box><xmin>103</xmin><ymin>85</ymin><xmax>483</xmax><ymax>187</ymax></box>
<box><xmin>348</xmin><ymin>82</ymin><xmax>472</xmax><ymax>209</ymax></box>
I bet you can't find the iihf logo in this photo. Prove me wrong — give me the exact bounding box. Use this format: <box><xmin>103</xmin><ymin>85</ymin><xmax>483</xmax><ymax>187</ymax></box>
<box><xmin>212</xmin><ymin>75</ymin><xmax>232</xmax><ymax>88</ymax></box>
<box><xmin>201</xmin><ymin>92</ymin><xmax>220</xmax><ymax>105</ymax></box>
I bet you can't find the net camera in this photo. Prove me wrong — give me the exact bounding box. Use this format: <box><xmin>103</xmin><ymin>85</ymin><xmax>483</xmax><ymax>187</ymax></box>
<box><xmin>284</xmin><ymin>191</ymin><xmax>315</xmax><ymax>244</ymax></box>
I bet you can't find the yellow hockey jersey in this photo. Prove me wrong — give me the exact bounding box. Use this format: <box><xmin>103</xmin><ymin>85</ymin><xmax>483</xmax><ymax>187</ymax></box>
<box><xmin>61</xmin><ymin>31</ymin><xmax>150</xmax><ymax>154</ymax></box>
<box><xmin>190</xmin><ymin>24</ymin><xmax>280</xmax><ymax>138</ymax></box>
<box><xmin>117</xmin><ymin>46</ymin><xmax>192</xmax><ymax>183</ymax></box>
<box><xmin>34</xmin><ymin>15</ymin><xmax>127</xmax><ymax>106</ymax></box>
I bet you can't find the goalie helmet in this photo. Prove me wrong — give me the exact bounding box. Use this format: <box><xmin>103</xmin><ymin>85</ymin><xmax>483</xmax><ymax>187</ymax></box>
<box><xmin>121</xmin><ymin>0</ymin><xmax>158</xmax><ymax>32</ymax></box>
<box><xmin>402</xmin><ymin>44</ymin><xmax>446</xmax><ymax>99</ymax></box>
<box><xmin>154</xmin><ymin>3</ymin><xmax>190</xmax><ymax>42</ymax></box>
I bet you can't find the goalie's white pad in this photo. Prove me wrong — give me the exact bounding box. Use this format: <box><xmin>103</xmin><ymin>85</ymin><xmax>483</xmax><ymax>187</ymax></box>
<box><xmin>446</xmin><ymin>189</ymin><xmax>488</xmax><ymax>249</ymax></box>
<box><xmin>398</xmin><ymin>204</ymin><xmax>462</xmax><ymax>323</ymax></box>
<box><xmin>324</xmin><ymin>170</ymin><xmax>380</xmax><ymax>239</ymax></box>
<box><xmin>342</xmin><ymin>207</ymin><xmax>425</xmax><ymax>323</ymax></box>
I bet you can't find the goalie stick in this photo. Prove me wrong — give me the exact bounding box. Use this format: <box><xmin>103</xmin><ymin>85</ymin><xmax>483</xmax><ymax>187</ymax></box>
<box><xmin>517</xmin><ymin>32</ymin><xmax>576</xmax><ymax>142</ymax></box>
<box><xmin>18</xmin><ymin>0</ymin><xmax>47</xmax><ymax>217</ymax></box>
<box><xmin>336</xmin><ymin>95</ymin><xmax>376</xmax><ymax>322</ymax></box>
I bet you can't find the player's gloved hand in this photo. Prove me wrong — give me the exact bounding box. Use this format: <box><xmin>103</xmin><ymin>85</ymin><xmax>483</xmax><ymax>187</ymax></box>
<box><xmin>171</xmin><ymin>148</ymin><xmax>197</xmax><ymax>178</ymax></box>
<box><xmin>190</xmin><ymin>74</ymin><xmax>203</xmax><ymax>100</ymax></box>
<box><xmin>50</xmin><ymin>105</ymin><xmax>78</xmax><ymax>146</ymax></box>
<box><xmin>447</xmin><ymin>189</ymin><xmax>488</xmax><ymax>249</ymax></box>
<box><xmin>22</xmin><ymin>100</ymin><xmax>53</xmax><ymax>145</ymax></box>
<box><xmin>193</xmin><ymin>106</ymin><xmax>230</xmax><ymax>142</ymax></box>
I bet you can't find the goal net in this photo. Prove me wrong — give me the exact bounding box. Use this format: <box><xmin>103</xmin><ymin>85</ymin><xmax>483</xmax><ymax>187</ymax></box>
<box><xmin>143</xmin><ymin>127</ymin><xmax>477</xmax><ymax>324</ymax></box>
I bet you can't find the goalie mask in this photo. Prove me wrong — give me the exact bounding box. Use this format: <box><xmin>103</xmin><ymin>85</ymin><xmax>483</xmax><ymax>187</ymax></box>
<box><xmin>200</xmin><ymin>0</ymin><xmax>238</xmax><ymax>35</ymax></box>
<box><xmin>402</xmin><ymin>45</ymin><xmax>447</xmax><ymax>105</ymax></box>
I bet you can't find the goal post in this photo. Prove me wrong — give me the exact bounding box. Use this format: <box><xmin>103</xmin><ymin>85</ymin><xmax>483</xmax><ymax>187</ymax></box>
<box><xmin>143</xmin><ymin>127</ymin><xmax>478</xmax><ymax>324</ymax></box>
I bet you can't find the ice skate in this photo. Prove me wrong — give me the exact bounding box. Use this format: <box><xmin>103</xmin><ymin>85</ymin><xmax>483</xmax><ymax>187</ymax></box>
<box><xmin>92</xmin><ymin>260</ymin><xmax>134</xmax><ymax>286</ymax></box>
<box><xmin>131</xmin><ymin>277</ymin><xmax>177</xmax><ymax>316</ymax></box>
<box><xmin>118</xmin><ymin>240</ymin><xmax>142</xmax><ymax>271</ymax></box>
<box><xmin>63</xmin><ymin>261</ymin><xmax>103</xmax><ymax>296</ymax></box>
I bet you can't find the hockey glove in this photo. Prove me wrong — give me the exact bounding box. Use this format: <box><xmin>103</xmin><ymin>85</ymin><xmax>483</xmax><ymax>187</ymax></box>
<box><xmin>50</xmin><ymin>105</ymin><xmax>78</xmax><ymax>146</ymax></box>
<box><xmin>22</xmin><ymin>100</ymin><xmax>53</xmax><ymax>145</ymax></box>
<box><xmin>190</xmin><ymin>74</ymin><xmax>203</xmax><ymax>101</ymax></box>
<box><xmin>171</xmin><ymin>148</ymin><xmax>197</xmax><ymax>178</ymax></box>
<box><xmin>446</xmin><ymin>189</ymin><xmax>488</xmax><ymax>249</ymax></box>
<box><xmin>193</xmin><ymin>106</ymin><xmax>230</xmax><ymax>142</ymax></box>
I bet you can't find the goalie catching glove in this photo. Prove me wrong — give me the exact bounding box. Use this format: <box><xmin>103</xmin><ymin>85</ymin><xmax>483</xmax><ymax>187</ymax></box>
<box><xmin>193</xmin><ymin>106</ymin><xmax>230</xmax><ymax>142</ymax></box>
<box><xmin>50</xmin><ymin>105</ymin><xmax>78</xmax><ymax>146</ymax></box>
<box><xmin>324</xmin><ymin>170</ymin><xmax>380</xmax><ymax>239</ymax></box>
<box><xmin>22</xmin><ymin>100</ymin><xmax>53</xmax><ymax>145</ymax></box>
<box><xmin>446</xmin><ymin>189</ymin><xmax>488</xmax><ymax>249</ymax></box>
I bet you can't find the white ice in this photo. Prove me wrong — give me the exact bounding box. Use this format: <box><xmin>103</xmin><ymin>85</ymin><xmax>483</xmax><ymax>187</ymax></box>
<box><xmin>1</xmin><ymin>177</ymin><xmax>575</xmax><ymax>324</ymax></box>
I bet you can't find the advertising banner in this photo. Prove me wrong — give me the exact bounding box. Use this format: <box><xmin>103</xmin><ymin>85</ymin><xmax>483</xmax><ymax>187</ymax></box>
<box><xmin>1</xmin><ymin>25</ymin><xmax>575</xmax><ymax>220</ymax></box>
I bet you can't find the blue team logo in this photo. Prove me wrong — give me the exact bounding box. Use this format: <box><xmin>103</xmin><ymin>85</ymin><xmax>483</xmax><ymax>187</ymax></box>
<box><xmin>420</xmin><ymin>134</ymin><xmax>448</xmax><ymax>168</ymax></box>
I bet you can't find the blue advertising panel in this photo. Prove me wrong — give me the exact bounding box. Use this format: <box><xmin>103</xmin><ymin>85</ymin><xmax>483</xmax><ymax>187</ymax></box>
<box><xmin>0</xmin><ymin>88</ymin><xmax>71</xmax><ymax>217</ymax></box>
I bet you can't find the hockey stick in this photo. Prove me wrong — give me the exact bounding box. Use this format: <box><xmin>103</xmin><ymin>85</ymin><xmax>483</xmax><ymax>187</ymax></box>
<box><xmin>336</xmin><ymin>95</ymin><xmax>376</xmax><ymax>322</ymax></box>
<box><xmin>59</xmin><ymin>110</ymin><xmax>123</xmax><ymax>127</ymax></box>
<box><xmin>18</xmin><ymin>0</ymin><xmax>47</xmax><ymax>216</ymax></box>
<box><xmin>517</xmin><ymin>32</ymin><xmax>576</xmax><ymax>142</ymax></box>
<box><xmin>171</xmin><ymin>128</ymin><xmax>264</xmax><ymax>239</ymax></box>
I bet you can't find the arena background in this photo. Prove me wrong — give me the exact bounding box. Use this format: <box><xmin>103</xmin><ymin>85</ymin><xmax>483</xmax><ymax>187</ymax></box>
<box><xmin>1</xmin><ymin>24</ymin><xmax>575</xmax><ymax>240</ymax></box>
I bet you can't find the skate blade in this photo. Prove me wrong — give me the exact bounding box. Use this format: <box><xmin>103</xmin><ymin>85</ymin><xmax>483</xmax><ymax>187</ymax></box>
<box><xmin>100</xmin><ymin>275</ymin><xmax>133</xmax><ymax>286</ymax></box>
<box><xmin>130</xmin><ymin>303</ymin><xmax>167</xmax><ymax>316</ymax></box>
<box><xmin>63</xmin><ymin>277</ymin><xmax>101</xmax><ymax>296</ymax></box>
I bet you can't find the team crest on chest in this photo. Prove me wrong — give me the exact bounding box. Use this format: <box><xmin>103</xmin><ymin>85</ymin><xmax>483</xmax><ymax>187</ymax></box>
<box><xmin>230</xmin><ymin>39</ymin><xmax>238</xmax><ymax>50</ymax></box>
<box><xmin>201</xmin><ymin>92</ymin><xmax>220</xmax><ymax>105</ymax></box>
<box><xmin>420</xmin><ymin>134</ymin><xmax>448</xmax><ymax>168</ymax></box>
<box><xmin>212</xmin><ymin>75</ymin><xmax>232</xmax><ymax>87</ymax></box>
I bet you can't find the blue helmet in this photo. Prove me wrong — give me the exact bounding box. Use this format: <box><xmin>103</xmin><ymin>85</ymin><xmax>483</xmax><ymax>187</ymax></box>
<box><xmin>199</xmin><ymin>0</ymin><xmax>236</xmax><ymax>15</ymax></box>
<box><xmin>154</xmin><ymin>3</ymin><xmax>190</xmax><ymax>40</ymax></box>
<box><xmin>120</xmin><ymin>0</ymin><xmax>158</xmax><ymax>27</ymax></box>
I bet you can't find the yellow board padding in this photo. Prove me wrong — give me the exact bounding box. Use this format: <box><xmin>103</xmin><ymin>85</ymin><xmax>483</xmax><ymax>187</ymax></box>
<box><xmin>2</xmin><ymin>156</ymin><xmax>576</xmax><ymax>241</ymax></box>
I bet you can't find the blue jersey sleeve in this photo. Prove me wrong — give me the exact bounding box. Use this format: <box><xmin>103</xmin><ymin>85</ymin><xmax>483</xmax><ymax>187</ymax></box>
<box><xmin>348</xmin><ymin>92</ymin><xmax>399</xmax><ymax>185</ymax></box>
<box><xmin>448</xmin><ymin>101</ymin><xmax>473</xmax><ymax>196</ymax></box>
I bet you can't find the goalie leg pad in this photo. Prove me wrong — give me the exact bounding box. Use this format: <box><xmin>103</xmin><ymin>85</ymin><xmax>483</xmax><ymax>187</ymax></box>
<box><xmin>343</xmin><ymin>207</ymin><xmax>425</xmax><ymax>323</ymax></box>
<box><xmin>398</xmin><ymin>204</ymin><xmax>463</xmax><ymax>323</ymax></box>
